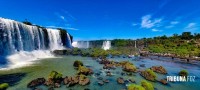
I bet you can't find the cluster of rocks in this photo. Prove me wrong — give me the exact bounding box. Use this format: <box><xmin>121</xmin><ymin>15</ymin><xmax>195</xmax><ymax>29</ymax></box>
<box><xmin>150</xmin><ymin>66</ymin><xmax>167</xmax><ymax>74</ymax></box>
<box><xmin>63</xmin><ymin>75</ymin><xmax>90</xmax><ymax>87</ymax></box>
<box><xmin>27</xmin><ymin>78</ymin><xmax>46</xmax><ymax>88</ymax></box>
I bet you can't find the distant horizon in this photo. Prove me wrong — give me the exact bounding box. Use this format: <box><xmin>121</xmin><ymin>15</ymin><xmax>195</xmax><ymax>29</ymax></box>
<box><xmin>0</xmin><ymin>0</ymin><xmax>200</xmax><ymax>41</ymax></box>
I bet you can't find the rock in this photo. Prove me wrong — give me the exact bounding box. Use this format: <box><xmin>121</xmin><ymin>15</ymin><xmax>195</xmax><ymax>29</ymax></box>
<box><xmin>160</xmin><ymin>79</ymin><xmax>168</xmax><ymax>85</ymax></box>
<box><xmin>106</xmin><ymin>71</ymin><xmax>112</xmax><ymax>76</ymax></box>
<box><xmin>122</xmin><ymin>62</ymin><xmax>137</xmax><ymax>72</ymax></box>
<box><xmin>99</xmin><ymin>59</ymin><xmax>111</xmax><ymax>64</ymax></box>
<box><xmin>73</xmin><ymin>60</ymin><xmax>83</xmax><ymax>67</ymax></box>
<box><xmin>97</xmin><ymin>77</ymin><xmax>103</xmax><ymax>80</ymax></box>
<box><xmin>48</xmin><ymin>71</ymin><xmax>63</xmax><ymax>82</ymax></box>
<box><xmin>27</xmin><ymin>78</ymin><xmax>46</xmax><ymax>88</ymax></box>
<box><xmin>78</xmin><ymin>75</ymin><xmax>90</xmax><ymax>86</ymax></box>
<box><xmin>150</xmin><ymin>66</ymin><xmax>167</xmax><ymax>74</ymax></box>
<box><xmin>178</xmin><ymin>70</ymin><xmax>188</xmax><ymax>76</ymax></box>
<box><xmin>140</xmin><ymin>64</ymin><xmax>145</xmax><ymax>67</ymax></box>
<box><xmin>140</xmin><ymin>69</ymin><xmax>157</xmax><ymax>81</ymax></box>
<box><xmin>54</xmin><ymin>83</ymin><xmax>61</xmax><ymax>88</ymax></box>
<box><xmin>0</xmin><ymin>83</ymin><xmax>9</xmax><ymax>90</ymax></box>
<box><xmin>44</xmin><ymin>78</ymin><xmax>54</xmax><ymax>86</ymax></box>
<box><xmin>117</xmin><ymin>77</ymin><xmax>124</xmax><ymax>84</ymax></box>
<box><xmin>98</xmin><ymin>81</ymin><xmax>104</xmax><ymax>86</ymax></box>
<box><xmin>128</xmin><ymin>79</ymin><xmax>135</xmax><ymax>83</ymax></box>
<box><xmin>78</xmin><ymin>66</ymin><xmax>93</xmax><ymax>75</ymax></box>
<box><xmin>103</xmin><ymin>64</ymin><xmax>116</xmax><ymax>70</ymax></box>
<box><xmin>121</xmin><ymin>72</ymin><xmax>125</xmax><ymax>76</ymax></box>
<box><xmin>64</xmin><ymin>76</ymin><xmax>79</xmax><ymax>87</ymax></box>
<box><xmin>103</xmin><ymin>79</ymin><xmax>109</xmax><ymax>83</ymax></box>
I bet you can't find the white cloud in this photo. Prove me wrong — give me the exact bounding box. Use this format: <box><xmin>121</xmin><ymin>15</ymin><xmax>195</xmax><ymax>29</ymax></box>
<box><xmin>66</xmin><ymin>27</ymin><xmax>79</xmax><ymax>31</ymax></box>
<box><xmin>165</xmin><ymin>21</ymin><xmax>179</xmax><ymax>28</ymax></box>
<box><xmin>184</xmin><ymin>23</ymin><xmax>197</xmax><ymax>31</ymax></box>
<box><xmin>141</xmin><ymin>15</ymin><xmax>162</xmax><ymax>29</ymax></box>
<box><xmin>170</xmin><ymin>21</ymin><xmax>179</xmax><ymax>25</ymax></box>
<box><xmin>152</xmin><ymin>28</ymin><xmax>162</xmax><ymax>32</ymax></box>
<box><xmin>132</xmin><ymin>23</ymin><xmax>138</xmax><ymax>26</ymax></box>
<box><xmin>60</xmin><ymin>16</ymin><xmax>65</xmax><ymax>20</ymax></box>
<box><xmin>45</xmin><ymin>26</ymin><xmax>64</xmax><ymax>28</ymax></box>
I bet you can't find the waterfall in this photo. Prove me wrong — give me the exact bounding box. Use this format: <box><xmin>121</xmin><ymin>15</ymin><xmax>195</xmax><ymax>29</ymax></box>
<box><xmin>0</xmin><ymin>17</ymin><xmax>72</xmax><ymax>69</ymax></box>
<box><xmin>47</xmin><ymin>28</ymin><xmax>64</xmax><ymax>50</ymax></box>
<box><xmin>72</xmin><ymin>41</ymin><xmax>90</xmax><ymax>48</ymax></box>
<box><xmin>102</xmin><ymin>41</ymin><xmax>111</xmax><ymax>50</ymax></box>
<box><xmin>66</xmin><ymin>33</ymin><xmax>72</xmax><ymax>48</ymax></box>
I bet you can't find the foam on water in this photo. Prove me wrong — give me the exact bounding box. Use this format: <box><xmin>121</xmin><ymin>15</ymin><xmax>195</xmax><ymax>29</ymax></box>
<box><xmin>0</xmin><ymin>50</ymin><xmax>53</xmax><ymax>70</ymax></box>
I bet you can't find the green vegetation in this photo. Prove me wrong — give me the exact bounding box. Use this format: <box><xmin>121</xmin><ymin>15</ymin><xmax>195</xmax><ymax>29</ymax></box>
<box><xmin>123</xmin><ymin>62</ymin><xmax>137</xmax><ymax>72</ymax></box>
<box><xmin>139</xmin><ymin>32</ymin><xmax>200</xmax><ymax>58</ymax></box>
<box><xmin>0</xmin><ymin>83</ymin><xmax>9</xmax><ymax>90</ymax></box>
<box><xmin>22</xmin><ymin>19</ymin><xmax>32</xmax><ymax>25</ymax></box>
<box><xmin>73</xmin><ymin>60</ymin><xmax>83</xmax><ymax>67</ymax></box>
<box><xmin>178</xmin><ymin>70</ymin><xmax>188</xmax><ymax>76</ymax></box>
<box><xmin>48</xmin><ymin>71</ymin><xmax>63</xmax><ymax>80</ymax></box>
<box><xmin>127</xmin><ymin>84</ymin><xmax>145</xmax><ymax>90</ymax></box>
<box><xmin>141</xmin><ymin>80</ymin><xmax>154</xmax><ymax>90</ymax></box>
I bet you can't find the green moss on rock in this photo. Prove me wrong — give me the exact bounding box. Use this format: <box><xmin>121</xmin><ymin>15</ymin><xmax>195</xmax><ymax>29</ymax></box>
<box><xmin>141</xmin><ymin>80</ymin><xmax>154</xmax><ymax>90</ymax></box>
<box><xmin>73</xmin><ymin>60</ymin><xmax>84</xmax><ymax>67</ymax></box>
<box><xmin>179</xmin><ymin>70</ymin><xmax>188</xmax><ymax>76</ymax></box>
<box><xmin>0</xmin><ymin>83</ymin><xmax>9</xmax><ymax>90</ymax></box>
<box><xmin>48</xmin><ymin>71</ymin><xmax>63</xmax><ymax>80</ymax></box>
<box><xmin>127</xmin><ymin>84</ymin><xmax>145</xmax><ymax>90</ymax></box>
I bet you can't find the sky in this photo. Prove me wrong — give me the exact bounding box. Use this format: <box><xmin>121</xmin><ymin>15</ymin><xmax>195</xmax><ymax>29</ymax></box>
<box><xmin>0</xmin><ymin>0</ymin><xmax>200</xmax><ymax>40</ymax></box>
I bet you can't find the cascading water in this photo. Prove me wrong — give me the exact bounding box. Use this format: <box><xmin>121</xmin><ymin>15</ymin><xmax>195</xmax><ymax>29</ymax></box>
<box><xmin>72</xmin><ymin>41</ymin><xmax>90</xmax><ymax>48</ymax></box>
<box><xmin>102</xmin><ymin>41</ymin><xmax>111</xmax><ymax>50</ymax></box>
<box><xmin>67</xmin><ymin>33</ymin><xmax>72</xmax><ymax>48</ymax></box>
<box><xmin>47</xmin><ymin>28</ymin><xmax>64</xmax><ymax>50</ymax></box>
<box><xmin>0</xmin><ymin>17</ymin><xmax>72</xmax><ymax>69</ymax></box>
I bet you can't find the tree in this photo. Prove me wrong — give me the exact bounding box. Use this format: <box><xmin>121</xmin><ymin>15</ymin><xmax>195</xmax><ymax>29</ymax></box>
<box><xmin>181</xmin><ymin>32</ymin><xmax>193</xmax><ymax>40</ymax></box>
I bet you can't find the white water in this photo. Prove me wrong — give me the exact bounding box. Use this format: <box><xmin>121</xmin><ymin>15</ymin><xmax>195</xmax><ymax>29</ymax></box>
<box><xmin>102</xmin><ymin>41</ymin><xmax>111</xmax><ymax>50</ymax></box>
<box><xmin>47</xmin><ymin>28</ymin><xmax>64</xmax><ymax>50</ymax></box>
<box><xmin>0</xmin><ymin>50</ymin><xmax>54</xmax><ymax>70</ymax></box>
<box><xmin>72</xmin><ymin>41</ymin><xmax>90</xmax><ymax>48</ymax></box>
<box><xmin>67</xmin><ymin>33</ymin><xmax>72</xmax><ymax>48</ymax></box>
<box><xmin>0</xmin><ymin>18</ymin><xmax>71</xmax><ymax>70</ymax></box>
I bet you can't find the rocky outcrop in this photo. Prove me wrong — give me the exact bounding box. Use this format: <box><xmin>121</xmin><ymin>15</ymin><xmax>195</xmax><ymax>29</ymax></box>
<box><xmin>140</xmin><ymin>69</ymin><xmax>157</xmax><ymax>81</ymax></box>
<box><xmin>77</xmin><ymin>66</ymin><xmax>93</xmax><ymax>75</ymax></box>
<box><xmin>122</xmin><ymin>62</ymin><xmax>137</xmax><ymax>72</ymax></box>
<box><xmin>27</xmin><ymin>78</ymin><xmax>46</xmax><ymax>88</ymax></box>
<box><xmin>44</xmin><ymin>71</ymin><xmax>63</xmax><ymax>88</ymax></box>
<box><xmin>73</xmin><ymin>60</ymin><xmax>84</xmax><ymax>67</ymax></box>
<box><xmin>117</xmin><ymin>77</ymin><xmax>124</xmax><ymax>84</ymax></box>
<box><xmin>150</xmin><ymin>66</ymin><xmax>167</xmax><ymax>74</ymax></box>
<box><xmin>178</xmin><ymin>70</ymin><xmax>188</xmax><ymax>76</ymax></box>
<box><xmin>159</xmin><ymin>79</ymin><xmax>168</xmax><ymax>85</ymax></box>
<box><xmin>63</xmin><ymin>75</ymin><xmax>90</xmax><ymax>87</ymax></box>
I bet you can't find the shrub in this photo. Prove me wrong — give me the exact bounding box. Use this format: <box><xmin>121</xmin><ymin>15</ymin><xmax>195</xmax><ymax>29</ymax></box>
<box><xmin>48</xmin><ymin>71</ymin><xmax>63</xmax><ymax>80</ymax></box>
<box><xmin>0</xmin><ymin>83</ymin><xmax>9</xmax><ymax>90</ymax></box>
<box><xmin>179</xmin><ymin>70</ymin><xmax>188</xmax><ymax>76</ymax></box>
<box><xmin>128</xmin><ymin>84</ymin><xmax>145</xmax><ymax>90</ymax></box>
<box><xmin>141</xmin><ymin>80</ymin><xmax>154</xmax><ymax>90</ymax></box>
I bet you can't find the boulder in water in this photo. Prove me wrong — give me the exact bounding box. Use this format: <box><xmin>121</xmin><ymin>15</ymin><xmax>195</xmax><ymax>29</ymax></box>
<box><xmin>117</xmin><ymin>77</ymin><xmax>124</xmax><ymax>84</ymax></box>
<box><xmin>150</xmin><ymin>66</ymin><xmax>167</xmax><ymax>74</ymax></box>
<box><xmin>73</xmin><ymin>60</ymin><xmax>84</xmax><ymax>67</ymax></box>
<box><xmin>140</xmin><ymin>69</ymin><xmax>157</xmax><ymax>81</ymax></box>
<box><xmin>27</xmin><ymin>78</ymin><xmax>46</xmax><ymax>88</ymax></box>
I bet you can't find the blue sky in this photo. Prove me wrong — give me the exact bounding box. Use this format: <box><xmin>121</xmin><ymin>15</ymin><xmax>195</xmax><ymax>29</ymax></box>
<box><xmin>0</xmin><ymin>0</ymin><xmax>200</xmax><ymax>40</ymax></box>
